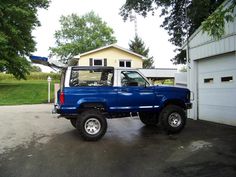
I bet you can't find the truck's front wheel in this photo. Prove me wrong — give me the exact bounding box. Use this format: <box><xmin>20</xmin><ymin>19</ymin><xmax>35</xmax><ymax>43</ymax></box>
<box><xmin>76</xmin><ymin>110</ymin><xmax>107</xmax><ymax>141</ymax></box>
<box><xmin>139</xmin><ymin>112</ymin><xmax>158</xmax><ymax>126</ymax></box>
<box><xmin>160</xmin><ymin>105</ymin><xmax>186</xmax><ymax>133</ymax></box>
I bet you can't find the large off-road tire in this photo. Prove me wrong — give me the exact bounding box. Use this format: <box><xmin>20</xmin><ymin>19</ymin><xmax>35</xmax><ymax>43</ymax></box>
<box><xmin>160</xmin><ymin>105</ymin><xmax>186</xmax><ymax>133</ymax></box>
<box><xmin>139</xmin><ymin>112</ymin><xmax>158</xmax><ymax>126</ymax></box>
<box><xmin>70</xmin><ymin>119</ymin><xmax>77</xmax><ymax>128</ymax></box>
<box><xmin>76</xmin><ymin>110</ymin><xmax>107</xmax><ymax>141</ymax></box>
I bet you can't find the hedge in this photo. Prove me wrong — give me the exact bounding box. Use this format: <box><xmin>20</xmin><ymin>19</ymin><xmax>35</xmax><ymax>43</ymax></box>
<box><xmin>0</xmin><ymin>72</ymin><xmax>60</xmax><ymax>81</ymax></box>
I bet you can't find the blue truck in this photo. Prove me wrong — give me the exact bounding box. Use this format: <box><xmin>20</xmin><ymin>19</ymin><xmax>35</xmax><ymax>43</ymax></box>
<box><xmin>53</xmin><ymin>66</ymin><xmax>192</xmax><ymax>141</ymax></box>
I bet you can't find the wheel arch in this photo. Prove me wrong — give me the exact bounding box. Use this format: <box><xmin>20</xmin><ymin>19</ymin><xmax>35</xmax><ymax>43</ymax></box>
<box><xmin>79</xmin><ymin>102</ymin><xmax>107</xmax><ymax>112</ymax></box>
<box><xmin>77</xmin><ymin>98</ymin><xmax>108</xmax><ymax>112</ymax></box>
<box><xmin>161</xmin><ymin>99</ymin><xmax>186</xmax><ymax>110</ymax></box>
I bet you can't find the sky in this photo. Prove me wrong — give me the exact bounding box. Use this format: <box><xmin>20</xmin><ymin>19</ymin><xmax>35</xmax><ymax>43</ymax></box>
<box><xmin>32</xmin><ymin>0</ymin><xmax>178</xmax><ymax>72</ymax></box>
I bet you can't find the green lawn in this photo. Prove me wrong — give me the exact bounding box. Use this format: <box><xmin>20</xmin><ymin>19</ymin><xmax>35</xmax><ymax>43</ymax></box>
<box><xmin>0</xmin><ymin>80</ymin><xmax>59</xmax><ymax>105</ymax></box>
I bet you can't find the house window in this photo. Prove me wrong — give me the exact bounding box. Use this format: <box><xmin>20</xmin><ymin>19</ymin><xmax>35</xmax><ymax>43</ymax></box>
<box><xmin>119</xmin><ymin>61</ymin><xmax>125</xmax><ymax>67</ymax></box>
<box><xmin>221</xmin><ymin>76</ymin><xmax>233</xmax><ymax>82</ymax></box>
<box><xmin>93</xmin><ymin>59</ymin><xmax>103</xmax><ymax>66</ymax></box>
<box><xmin>89</xmin><ymin>58</ymin><xmax>107</xmax><ymax>66</ymax></box>
<box><xmin>204</xmin><ymin>78</ymin><xmax>214</xmax><ymax>83</ymax></box>
<box><xmin>119</xmin><ymin>60</ymin><xmax>131</xmax><ymax>68</ymax></box>
<box><xmin>126</xmin><ymin>61</ymin><xmax>131</xmax><ymax>67</ymax></box>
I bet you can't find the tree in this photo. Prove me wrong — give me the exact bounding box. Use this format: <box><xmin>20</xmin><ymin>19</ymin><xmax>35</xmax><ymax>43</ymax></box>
<box><xmin>0</xmin><ymin>0</ymin><xmax>50</xmax><ymax>79</ymax></box>
<box><xmin>129</xmin><ymin>35</ymin><xmax>154</xmax><ymax>68</ymax></box>
<box><xmin>49</xmin><ymin>11</ymin><xmax>117</xmax><ymax>64</ymax></box>
<box><xmin>202</xmin><ymin>1</ymin><xmax>236</xmax><ymax>39</ymax></box>
<box><xmin>120</xmin><ymin>0</ymin><xmax>234</xmax><ymax>64</ymax></box>
<box><xmin>29</xmin><ymin>65</ymin><xmax>42</xmax><ymax>72</ymax></box>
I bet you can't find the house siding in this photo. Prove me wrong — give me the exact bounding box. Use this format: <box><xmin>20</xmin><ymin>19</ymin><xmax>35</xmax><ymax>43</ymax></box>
<box><xmin>187</xmin><ymin>4</ymin><xmax>236</xmax><ymax>61</ymax></box>
<box><xmin>185</xmin><ymin>1</ymin><xmax>236</xmax><ymax>126</ymax></box>
<box><xmin>78</xmin><ymin>47</ymin><xmax>143</xmax><ymax>68</ymax></box>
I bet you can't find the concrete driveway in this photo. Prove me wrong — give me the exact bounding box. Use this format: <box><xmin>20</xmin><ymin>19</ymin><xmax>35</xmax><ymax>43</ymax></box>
<box><xmin>0</xmin><ymin>104</ymin><xmax>236</xmax><ymax>177</ymax></box>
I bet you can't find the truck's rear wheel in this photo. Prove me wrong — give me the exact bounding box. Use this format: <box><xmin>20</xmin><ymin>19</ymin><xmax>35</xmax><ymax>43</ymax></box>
<box><xmin>70</xmin><ymin>119</ymin><xmax>77</xmax><ymax>128</ymax></box>
<box><xmin>160</xmin><ymin>105</ymin><xmax>186</xmax><ymax>133</ymax></box>
<box><xmin>139</xmin><ymin>112</ymin><xmax>158</xmax><ymax>126</ymax></box>
<box><xmin>76</xmin><ymin>110</ymin><xmax>107</xmax><ymax>141</ymax></box>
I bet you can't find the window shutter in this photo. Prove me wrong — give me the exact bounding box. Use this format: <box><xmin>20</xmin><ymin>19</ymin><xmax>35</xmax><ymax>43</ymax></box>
<box><xmin>104</xmin><ymin>58</ymin><xmax>107</xmax><ymax>66</ymax></box>
<box><xmin>89</xmin><ymin>58</ymin><xmax>93</xmax><ymax>66</ymax></box>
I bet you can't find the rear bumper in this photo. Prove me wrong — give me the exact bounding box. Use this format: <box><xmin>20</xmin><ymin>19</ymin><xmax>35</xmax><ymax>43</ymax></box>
<box><xmin>52</xmin><ymin>104</ymin><xmax>78</xmax><ymax>114</ymax></box>
<box><xmin>185</xmin><ymin>103</ymin><xmax>192</xmax><ymax>109</ymax></box>
<box><xmin>52</xmin><ymin>104</ymin><xmax>60</xmax><ymax>114</ymax></box>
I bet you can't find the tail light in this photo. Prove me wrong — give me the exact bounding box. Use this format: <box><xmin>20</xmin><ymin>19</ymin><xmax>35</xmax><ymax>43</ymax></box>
<box><xmin>59</xmin><ymin>92</ymin><xmax>65</xmax><ymax>105</ymax></box>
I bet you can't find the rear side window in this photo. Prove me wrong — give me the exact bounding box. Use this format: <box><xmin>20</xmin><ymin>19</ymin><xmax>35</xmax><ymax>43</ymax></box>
<box><xmin>70</xmin><ymin>68</ymin><xmax>114</xmax><ymax>87</ymax></box>
<box><xmin>60</xmin><ymin>69</ymin><xmax>66</xmax><ymax>90</ymax></box>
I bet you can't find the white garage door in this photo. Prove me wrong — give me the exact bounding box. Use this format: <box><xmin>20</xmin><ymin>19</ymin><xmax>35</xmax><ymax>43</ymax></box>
<box><xmin>198</xmin><ymin>53</ymin><xmax>236</xmax><ymax>126</ymax></box>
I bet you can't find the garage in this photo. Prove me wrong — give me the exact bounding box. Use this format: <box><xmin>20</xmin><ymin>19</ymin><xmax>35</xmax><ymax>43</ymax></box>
<box><xmin>197</xmin><ymin>53</ymin><xmax>236</xmax><ymax>126</ymax></box>
<box><xmin>183</xmin><ymin>0</ymin><xmax>236</xmax><ymax>126</ymax></box>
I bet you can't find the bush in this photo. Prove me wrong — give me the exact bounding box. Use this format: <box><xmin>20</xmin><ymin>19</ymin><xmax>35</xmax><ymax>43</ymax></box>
<box><xmin>0</xmin><ymin>72</ymin><xmax>60</xmax><ymax>81</ymax></box>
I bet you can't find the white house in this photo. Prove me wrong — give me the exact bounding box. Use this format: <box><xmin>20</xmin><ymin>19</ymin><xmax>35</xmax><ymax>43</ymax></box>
<box><xmin>174</xmin><ymin>72</ymin><xmax>187</xmax><ymax>88</ymax></box>
<box><xmin>183</xmin><ymin>0</ymin><xmax>236</xmax><ymax>126</ymax></box>
<box><xmin>139</xmin><ymin>68</ymin><xmax>177</xmax><ymax>80</ymax></box>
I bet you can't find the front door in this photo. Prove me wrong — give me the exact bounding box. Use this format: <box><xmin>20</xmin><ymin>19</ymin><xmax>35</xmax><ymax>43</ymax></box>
<box><xmin>115</xmin><ymin>70</ymin><xmax>155</xmax><ymax>112</ymax></box>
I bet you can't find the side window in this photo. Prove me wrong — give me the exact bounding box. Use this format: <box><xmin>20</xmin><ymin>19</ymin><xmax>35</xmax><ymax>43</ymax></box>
<box><xmin>70</xmin><ymin>68</ymin><xmax>113</xmax><ymax>87</ymax></box>
<box><xmin>120</xmin><ymin>71</ymin><xmax>149</xmax><ymax>87</ymax></box>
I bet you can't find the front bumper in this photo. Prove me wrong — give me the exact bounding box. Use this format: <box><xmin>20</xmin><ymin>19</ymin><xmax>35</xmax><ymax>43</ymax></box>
<box><xmin>185</xmin><ymin>103</ymin><xmax>192</xmax><ymax>109</ymax></box>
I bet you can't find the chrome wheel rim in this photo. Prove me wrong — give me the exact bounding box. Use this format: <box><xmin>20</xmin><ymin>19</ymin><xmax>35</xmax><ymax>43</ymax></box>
<box><xmin>168</xmin><ymin>113</ymin><xmax>182</xmax><ymax>127</ymax></box>
<box><xmin>84</xmin><ymin>118</ymin><xmax>101</xmax><ymax>135</ymax></box>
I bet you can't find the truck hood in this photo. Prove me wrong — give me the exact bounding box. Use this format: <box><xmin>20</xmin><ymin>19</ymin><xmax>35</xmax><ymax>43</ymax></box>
<box><xmin>154</xmin><ymin>85</ymin><xmax>190</xmax><ymax>92</ymax></box>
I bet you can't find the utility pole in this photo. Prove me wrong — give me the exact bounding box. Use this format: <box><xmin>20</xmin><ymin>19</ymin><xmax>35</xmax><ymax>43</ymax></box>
<box><xmin>185</xmin><ymin>0</ymin><xmax>190</xmax><ymax>65</ymax></box>
<box><xmin>47</xmin><ymin>76</ymin><xmax>51</xmax><ymax>103</ymax></box>
<box><xmin>130</xmin><ymin>13</ymin><xmax>138</xmax><ymax>37</ymax></box>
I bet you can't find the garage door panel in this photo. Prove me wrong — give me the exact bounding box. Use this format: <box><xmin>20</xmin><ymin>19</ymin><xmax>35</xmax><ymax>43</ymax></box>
<box><xmin>199</xmin><ymin>88</ymin><xmax>236</xmax><ymax>106</ymax></box>
<box><xmin>198</xmin><ymin>53</ymin><xmax>236</xmax><ymax>73</ymax></box>
<box><xmin>199</xmin><ymin>71</ymin><xmax>236</xmax><ymax>89</ymax></box>
<box><xmin>199</xmin><ymin>105</ymin><xmax>236</xmax><ymax>126</ymax></box>
<box><xmin>198</xmin><ymin>53</ymin><xmax>236</xmax><ymax>126</ymax></box>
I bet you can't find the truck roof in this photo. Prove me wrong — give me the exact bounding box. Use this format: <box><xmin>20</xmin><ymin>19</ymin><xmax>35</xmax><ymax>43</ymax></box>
<box><xmin>71</xmin><ymin>66</ymin><xmax>114</xmax><ymax>70</ymax></box>
<box><xmin>70</xmin><ymin>66</ymin><xmax>141</xmax><ymax>71</ymax></box>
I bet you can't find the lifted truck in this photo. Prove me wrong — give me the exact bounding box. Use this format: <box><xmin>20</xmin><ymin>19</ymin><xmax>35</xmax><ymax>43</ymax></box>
<box><xmin>53</xmin><ymin>66</ymin><xmax>192</xmax><ymax>141</ymax></box>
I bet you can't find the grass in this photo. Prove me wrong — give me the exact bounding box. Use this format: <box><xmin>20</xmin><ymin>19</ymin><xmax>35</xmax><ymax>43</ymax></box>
<box><xmin>0</xmin><ymin>80</ymin><xmax>59</xmax><ymax>106</ymax></box>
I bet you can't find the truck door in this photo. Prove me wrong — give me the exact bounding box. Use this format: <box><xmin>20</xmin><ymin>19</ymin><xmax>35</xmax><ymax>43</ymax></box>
<box><xmin>115</xmin><ymin>70</ymin><xmax>155</xmax><ymax>112</ymax></box>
